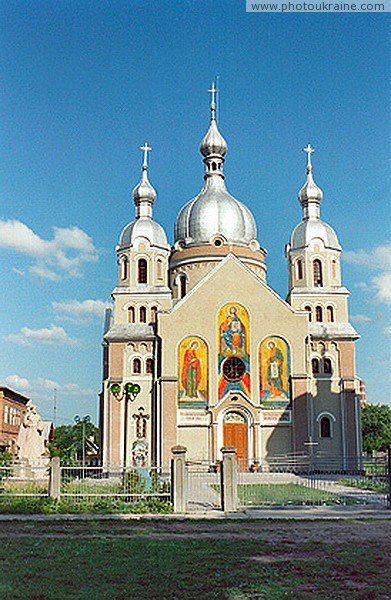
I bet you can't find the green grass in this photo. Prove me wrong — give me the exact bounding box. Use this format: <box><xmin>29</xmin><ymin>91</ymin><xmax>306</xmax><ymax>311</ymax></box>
<box><xmin>0</xmin><ymin>495</ymin><xmax>172</xmax><ymax>514</ymax></box>
<box><xmin>0</xmin><ymin>520</ymin><xmax>389</xmax><ymax>599</ymax></box>
<box><xmin>237</xmin><ymin>483</ymin><xmax>360</xmax><ymax>506</ymax></box>
<box><xmin>337</xmin><ymin>477</ymin><xmax>388</xmax><ymax>494</ymax></box>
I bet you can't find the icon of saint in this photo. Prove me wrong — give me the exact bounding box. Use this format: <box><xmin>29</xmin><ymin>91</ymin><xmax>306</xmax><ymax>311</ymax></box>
<box><xmin>182</xmin><ymin>340</ymin><xmax>201</xmax><ymax>398</ymax></box>
<box><xmin>221</xmin><ymin>306</ymin><xmax>245</xmax><ymax>353</ymax></box>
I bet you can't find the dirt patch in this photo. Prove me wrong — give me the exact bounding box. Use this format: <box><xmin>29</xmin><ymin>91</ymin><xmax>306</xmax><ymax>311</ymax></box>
<box><xmin>0</xmin><ymin>518</ymin><xmax>390</xmax><ymax>547</ymax></box>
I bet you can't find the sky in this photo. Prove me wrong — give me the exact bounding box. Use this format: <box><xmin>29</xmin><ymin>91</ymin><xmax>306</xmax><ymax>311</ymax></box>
<box><xmin>0</xmin><ymin>1</ymin><xmax>390</xmax><ymax>426</ymax></box>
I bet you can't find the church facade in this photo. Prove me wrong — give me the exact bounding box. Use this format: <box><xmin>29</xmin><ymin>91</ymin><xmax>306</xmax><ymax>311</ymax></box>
<box><xmin>99</xmin><ymin>95</ymin><xmax>362</xmax><ymax>471</ymax></box>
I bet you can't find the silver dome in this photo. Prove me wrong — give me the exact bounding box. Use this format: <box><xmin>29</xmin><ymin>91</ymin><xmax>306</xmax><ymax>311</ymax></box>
<box><xmin>200</xmin><ymin>118</ymin><xmax>228</xmax><ymax>157</ymax></box>
<box><xmin>175</xmin><ymin>176</ymin><xmax>257</xmax><ymax>246</ymax></box>
<box><xmin>119</xmin><ymin>218</ymin><xmax>169</xmax><ymax>250</ymax></box>
<box><xmin>290</xmin><ymin>219</ymin><xmax>341</xmax><ymax>251</ymax></box>
<box><xmin>299</xmin><ymin>172</ymin><xmax>323</xmax><ymax>203</ymax></box>
<box><xmin>132</xmin><ymin>170</ymin><xmax>156</xmax><ymax>203</ymax></box>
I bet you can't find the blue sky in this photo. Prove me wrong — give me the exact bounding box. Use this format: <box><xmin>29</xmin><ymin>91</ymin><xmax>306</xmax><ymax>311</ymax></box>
<box><xmin>0</xmin><ymin>1</ymin><xmax>390</xmax><ymax>425</ymax></box>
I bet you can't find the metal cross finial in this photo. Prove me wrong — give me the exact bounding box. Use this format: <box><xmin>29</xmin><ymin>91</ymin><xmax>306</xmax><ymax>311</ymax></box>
<box><xmin>140</xmin><ymin>141</ymin><xmax>152</xmax><ymax>170</ymax></box>
<box><xmin>303</xmin><ymin>143</ymin><xmax>315</xmax><ymax>172</ymax></box>
<box><xmin>208</xmin><ymin>81</ymin><xmax>220</xmax><ymax>118</ymax></box>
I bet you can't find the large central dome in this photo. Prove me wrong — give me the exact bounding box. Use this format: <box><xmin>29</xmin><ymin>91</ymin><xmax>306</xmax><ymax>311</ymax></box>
<box><xmin>174</xmin><ymin>103</ymin><xmax>257</xmax><ymax>248</ymax></box>
<box><xmin>174</xmin><ymin>177</ymin><xmax>257</xmax><ymax>245</ymax></box>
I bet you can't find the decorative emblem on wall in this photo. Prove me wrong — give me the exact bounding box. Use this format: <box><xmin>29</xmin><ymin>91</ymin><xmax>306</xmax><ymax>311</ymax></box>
<box><xmin>132</xmin><ymin>406</ymin><xmax>150</xmax><ymax>439</ymax></box>
<box><xmin>218</xmin><ymin>303</ymin><xmax>251</xmax><ymax>400</ymax></box>
<box><xmin>260</xmin><ymin>336</ymin><xmax>291</xmax><ymax>408</ymax></box>
<box><xmin>178</xmin><ymin>336</ymin><xmax>208</xmax><ymax>408</ymax></box>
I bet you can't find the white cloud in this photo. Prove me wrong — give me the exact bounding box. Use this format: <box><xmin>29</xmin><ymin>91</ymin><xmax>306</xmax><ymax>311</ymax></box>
<box><xmin>4</xmin><ymin>374</ymin><xmax>32</xmax><ymax>390</ymax></box>
<box><xmin>4</xmin><ymin>325</ymin><xmax>79</xmax><ymax>347</ymax></box>
<box><xmin>52</xmin><ymin>299</ymin><xmax>111</xmax><ymax>323</ymax></box>
<box><xmin>0</xmin><ymin>220</ymin><xmax>98</xmax><ymax>280</ymax></box>
<box><xmin>2</xmin><ymin>375</ymin><xmax>94</xmax><ymax>401</ymax></box>
<box><xmin>350</xmin><ymin>314</ymin><xmax>372</xmax><ymax>324</ymax></box>
<box><xmin>384</xmin><ymin>326</ymin><xmax>391</xmax><ymax>336</ymax></box>
<box><xmin>345</xmin><ymin>243</ymin><xmax>391</xmax><ymax>305</ymax></box>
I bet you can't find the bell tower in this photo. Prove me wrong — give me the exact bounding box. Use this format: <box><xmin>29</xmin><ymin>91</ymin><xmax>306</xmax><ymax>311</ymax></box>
<box><xmin>286</xmin><ymin>145</ymin><xmax>362</xmax><ymax>468</ymax></box>
<box><xmin>100</xmin><ymin>143</ymin><xmax>172</xmax><ymax>469</ymax></box>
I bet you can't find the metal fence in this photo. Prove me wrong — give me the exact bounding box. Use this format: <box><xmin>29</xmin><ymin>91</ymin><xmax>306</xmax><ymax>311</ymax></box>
<box><xmin>0</xmin><ymin>454</ymin><xmax>389</xmax><ymax>511</ymax></box>
<box><xmin>0</xmin><ymin>461</ymin><xmax>49</xmax><ymax>498</ymax></box>
<box><xmin>236</xmin><ymin>456</ymin><xmax>389</xmax><ymax>508</ymax></box>
<box><xmin>60</xmin><ymin>466</ymin><xmax>171</xmax><ymax>505</ymax></box>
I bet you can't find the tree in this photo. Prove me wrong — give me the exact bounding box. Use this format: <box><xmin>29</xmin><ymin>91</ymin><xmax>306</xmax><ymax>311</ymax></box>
<box><xmin>49</xmin><ymin>421</ymin><xmax>99</xmax><ymax>465</ymax></box>
<box><xmin>361</xmin><ymin>403</ymin><xmax>391</xmax><ymax>453</ymax></box>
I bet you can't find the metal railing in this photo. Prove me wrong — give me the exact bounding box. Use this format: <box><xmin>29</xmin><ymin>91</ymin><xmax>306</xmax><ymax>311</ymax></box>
<box><xmin>60</xmin><ymin>466</ymin><xmax>171</xmax><ymax>503</ymax></box>
<box><xmin>236</xmin><ymin>455</ymin><xmax>389</xmax><ymax>507</ymax></box>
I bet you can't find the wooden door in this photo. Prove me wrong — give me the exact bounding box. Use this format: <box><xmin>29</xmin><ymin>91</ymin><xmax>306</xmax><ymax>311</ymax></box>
<box><xmin>223</xmin><ymin>421</ymin><xmax>247</xmax><ymax>467</ymax></box>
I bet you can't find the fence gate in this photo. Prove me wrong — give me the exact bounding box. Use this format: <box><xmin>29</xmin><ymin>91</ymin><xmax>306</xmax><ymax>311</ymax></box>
<box><xmin>187</xmin><ymin>461</ymin><xmax>221</xmax><ymax>512</ymax></box>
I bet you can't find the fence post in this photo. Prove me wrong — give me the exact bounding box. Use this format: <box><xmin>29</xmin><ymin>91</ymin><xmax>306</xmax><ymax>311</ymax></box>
<box><xmin>171</xmin><ymin>445</ymin><xmax>188</xmax><ymax>513</ymax></box>
<box><xmin>221</xmin><ymin>446</ymin><xmax>238</xmax><ymax>513</ymax></box>
<box><xmin>387</xmin><ymin>446</ymin><xmax>391</xmax><ymax>509</ymax></box>
<box><xmin>49</xmin><ymin>457</ymin><xmax>61</xmax><ymax>500</ymax></box>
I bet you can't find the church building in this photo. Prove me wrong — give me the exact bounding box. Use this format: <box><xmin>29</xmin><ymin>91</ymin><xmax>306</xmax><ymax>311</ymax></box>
<box><xmin>99</xmin><ymin>89</ymin><xmax>362</xmax><ymax>471</ymax></box>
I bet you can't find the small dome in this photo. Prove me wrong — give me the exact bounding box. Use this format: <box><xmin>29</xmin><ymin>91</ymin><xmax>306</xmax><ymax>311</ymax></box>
<box><xmin>119</xmin><ymin>218</ymin><xmax>169</xmax><ymax>250</ymax></box>
<box><xmin>132</xmin><ymin>169</ymin><xmax>156</xmax><ymax>203</ymax></box>
<box><xmin>290</xmin><ymin>219</ymin><xmax>341</xmax><ymax>251</ymax></box>
<box><xmin>200</xmin><ymin>118</ymin><xmax>228</xmax><ymax>157</ymax></box>
<box><xmin>298</xmin><ymin>171</ymin><xmax>323</xmax><ymax>204</ymax></box>
<box><xmin>175</xmin><ymin>176</ymin><xmax>256</xmax><ymax>246</ymax></box>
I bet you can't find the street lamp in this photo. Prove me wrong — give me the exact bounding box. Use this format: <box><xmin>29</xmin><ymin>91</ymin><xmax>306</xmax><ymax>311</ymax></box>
<box><xmin>74</xmin><ymin>415</ymin><xmax>91</xmax><ymax>476</ymax></box>
<box><xmin>110</xmin><ymin>382</ymin><xmax>141</xmax><ymax>402</ymax></box>
<box><xmin>110</xmin><ymin>382</ymin><xmax>141</xmax><ymax>468</ymax></box>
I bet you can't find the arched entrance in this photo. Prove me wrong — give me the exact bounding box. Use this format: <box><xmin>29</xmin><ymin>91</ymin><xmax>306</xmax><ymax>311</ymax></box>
<box><xmin>223</xmin><ymin>412</ymin><xmax>247</xmax><ymax>469</ymax></box>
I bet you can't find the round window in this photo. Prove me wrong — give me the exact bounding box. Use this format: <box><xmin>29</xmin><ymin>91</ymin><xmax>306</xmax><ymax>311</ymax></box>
<box><xmin>222</xmin><ymin>357</ymin><xmax>246</xmax><ymax>382</ymax></box>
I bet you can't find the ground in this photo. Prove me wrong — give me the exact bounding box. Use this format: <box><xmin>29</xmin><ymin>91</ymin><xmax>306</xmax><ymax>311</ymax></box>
<box><xmin>0</xmin><ymin>517</ymin><xmax>390</xmax><ymax>599</ymax></box>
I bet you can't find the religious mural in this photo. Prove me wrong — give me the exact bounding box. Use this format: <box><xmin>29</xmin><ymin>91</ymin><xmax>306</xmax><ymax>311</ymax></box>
<box><xmin>178</xmin><ymin>336</ymin><xmax>208</xmax><ymax>407</ymax></box>
<box><xmin>218</xmin><ymin>303</ymin><xmax>251</xmax><ymax>400</ymax></box>
<box><xmin>259</xmin><ymin>336</ymin><xmax>291</xmax><ymax>408</ymax></box>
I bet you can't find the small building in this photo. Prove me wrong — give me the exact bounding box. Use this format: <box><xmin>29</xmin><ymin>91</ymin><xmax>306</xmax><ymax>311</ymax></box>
<box><xmin>0</xmin><ymin>386</ymin><xmax>29</xmax><ymax>456</ymax></box>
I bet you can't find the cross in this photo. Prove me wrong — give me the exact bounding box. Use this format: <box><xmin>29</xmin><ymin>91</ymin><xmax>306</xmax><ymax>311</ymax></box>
<box><xmin>208</xmin><ymin>81</ymin><xmax>219</xmax><ymax>111</ymax></box>
<box><xmin>140</xmin><ymin>141</ymin><xmax>152</xmax><ymax>169</ymax></box>
<box><xmin>303</xmin><ymin>143</ymin><xmax>315</xmax><ymax>171</ymax></box>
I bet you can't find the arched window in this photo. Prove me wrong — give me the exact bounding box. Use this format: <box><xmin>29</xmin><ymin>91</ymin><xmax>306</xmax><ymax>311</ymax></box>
<box><xmin>120</xmin><ymin>257</ymin><xmax>128</xmax><ymax>280</ymax></box>
<box><xmin>304</xmin><ymin>306</ymin><xmax>312</xmax><ymax>322</ymax></box>
<box><xmin>151</xmin><ymin>306</ymin><xmax>158</xmax><ymax>322</ymax></box>
<box><xmin>146</xmin><ymin>358</ymin><xmax>154</xmax><ymax>374</ymax></box>
<box><xmin>312</xmin><ymin>358</ymin><xmax>320</xmax><ymax>374</ymax></box>
<box><xmin>315</xmin><ymin>306</ymin><xmax>323</xmax><ymax>322</ymax></box>
<box><xmin>179</xmin><ymin>275</ymin><xmax>187</xmax><ymax>299</ymax></box>
<box><xmin>138</xmin><ymin>259</ymin><xmax>148</xmax><ymax>284</ymax></box>
<box><xmin>327</xmin><ymin>306</ymin><xmax>334</xmax><ymax>322</ymax></box>
<box><xmin>157</xmin><ymin>259</ymin><xmax>163</xmax><ymax>281</ymax></box>
<box><xmin>128</xmin><ymin>306</ymin><xmax>135</xmax><ymax>324</ymax></box>
<box><xmin>296</xmin><ymin>259</ymin><xmax>303</xmax><ymax>280</ymax></box>
<box><xmin>133</xmin><ymin>358</ymin><xmax>141</xmax><ymax>374</ymax></box>
<box><xmin>320</xmin><ymin>416</ymin><xmax>331</xmax><ymax>438</ymax></box>
<box><xmin>323</xmin><ymin>358</ymin><xmax>332</xmax><ymax>374</ymax></box>
<box><xmin>313</xmin><ymin>259</ymin><xmax>323</xmax><ymax>287</ymax></box>
<box><xmin>139</xmin><ymin>306</ymin><xmax>147</xmax><ymax>323</ymax></box>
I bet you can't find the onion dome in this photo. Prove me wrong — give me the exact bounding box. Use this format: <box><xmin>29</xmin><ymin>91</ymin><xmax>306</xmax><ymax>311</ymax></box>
<box><xmin>174</xmin><ymin>84</ymin><xmax>257</xmax><ymax>247</ymax></box>
<box><xmin>200</xmin><ymin>117</ymin><xmax>228</xmax><ymax>157</ymax></box>
<box><xmin>290</xmin><ymin>144</ymin><xmax>340</xmax><ymax>251</ymax></box>
<box><xmin>118</xmin><ymin>142</ymin><xmax>169</xmax><ymax>250</ymax></box>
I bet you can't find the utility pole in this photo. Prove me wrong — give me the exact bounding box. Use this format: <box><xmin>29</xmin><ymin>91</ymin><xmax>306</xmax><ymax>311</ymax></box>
<box><xmin>53</xmin><ymin>388</ymin><xmax>57</xmax><ymax>428</ymax></box>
